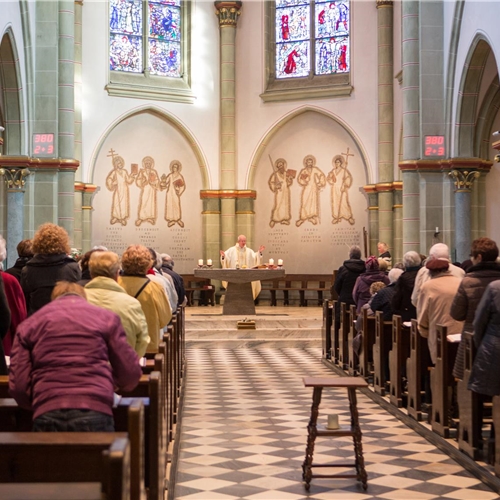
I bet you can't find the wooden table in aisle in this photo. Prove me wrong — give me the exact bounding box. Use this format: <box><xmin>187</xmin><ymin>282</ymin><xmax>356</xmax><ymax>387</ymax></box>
<box><xmin>194</xmin><ymin>268</ymin><xmax>285</xmax><ymax>315</ymax></box>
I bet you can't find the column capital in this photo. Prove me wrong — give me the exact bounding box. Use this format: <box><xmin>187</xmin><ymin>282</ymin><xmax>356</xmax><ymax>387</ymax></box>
<box><xmin>448</xmin><ymin>169</ymin><xmax>480</xmax><ymax>192</ymax></box>
<box><xmin>0</xmin><ymin>166</ymin><xmax>31</xmax><ymax>191</ymax></box>
<box><xmin>376</xmin><ymin>0</ymin><xmax>393</xmax><ymax>7</ymax></box>
<box><xmin>214</xmin><ymin>1</ymin><xmax>242</xmax><ymax>27</ymax></box>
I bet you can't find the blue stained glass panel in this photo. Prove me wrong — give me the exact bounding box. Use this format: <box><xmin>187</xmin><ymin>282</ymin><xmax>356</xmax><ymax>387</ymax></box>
<box><xmin>110</xmin><ymin>0</ymin><xmax>142</xmax><ymax>36</ymax></box>
<box><xmin>149</xmin><ymin>2</ymin><xmax>181</xmax><ymax>41</ymax></box>
<box><xmin>276</xmin><ymin>0</ymin><xmax>308</xmax><ymax>8</ymax></box>
<box><xmin>276</xmin><ymin>5</ymin><xmax>310</xmax><ymax>43</ymax></box>
<box><xmin>315</xmin><ymin>0</ymin><xmax>349</xmax><ymax>38</ymax></box>
<box><xmin>276</xmin><ymin>41</ymin><xmax>310</xmax><ymax>78</ymax></box>
<box><xmin>315</xmin><ymin>36</ymin><xmax>349</xmax><ymax>75</ymax></box>
<box><xmin>110</xmin><ymin>34</ymin><xmax>143</xmax><ymax>72</ymax></box>
<box><xmin>149</xmin><ymin>39</ymin><xmax>181</xmax><ymax>77</ymax></box>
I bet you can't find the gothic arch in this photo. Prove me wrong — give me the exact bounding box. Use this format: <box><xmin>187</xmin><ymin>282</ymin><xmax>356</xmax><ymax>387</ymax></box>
<box><xmin>88</xmin><ymin>105</ymin><xmax>209</xmax><ymax>189</ymax></box>
<box><xmin>247</xmin><ymin>106</ymin><xmax>371</xmax><ymax>189</ymax></box>
<box><xmin>455</xmin><ymin>35</ymin><xmax>493</xmax><ymax>157</ymax></box>
<box><xmin>0</xmin><ymin>28</ymin><xmax>24</xmax><ymax>154</ymax></box>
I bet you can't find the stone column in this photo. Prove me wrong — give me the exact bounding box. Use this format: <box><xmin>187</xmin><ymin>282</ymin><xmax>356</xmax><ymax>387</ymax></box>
<box><xmin>58</xmin><ymin>161</ymin><xmax>79</xmax><ymax>244</ymax></box>
<box><xmin>82</xmin><ymin>184</ymin><xmax>97</xmax><ymax>252</ymax></box>
<box><xmin>393</xmin><ymin>181</ymin><xmax>403</xmax><ymax>263</ymax></box>
<box><xmin>74</xmin><ymin>0</ymin><xmax>83</xmax><ymax>180</ymax></box>
<box><xmin>74</xmin><ymin>182</ymin><xmax>84</xmax><ymax>251</ymax></box>
<box><xmin>0</xmin><ymin>166</ymin><xmax>31</xmax><ymax>269</ymax></box>
<box><xmin>376</xmin><ymin>0</ymin><xmax>394</xmax><ymax>253</ymax></box>
<box><xmin>363</xmin><ymin>185</ymin><xmax>378</xmax><ymax>257</ymax></box>
<box><xmin>215</xmin><ymin>1</ymin><xmax>242</xmax><ymax>252</ymax></box>
<box><xmin>449</xmin><ymin>169</ymin><xmax>480</xmax><ymax>262</ymax></box>
<box><xmin>401</xmin><ymin>0</ymin><xmax>420</xmax><ymax>254</ymax></box>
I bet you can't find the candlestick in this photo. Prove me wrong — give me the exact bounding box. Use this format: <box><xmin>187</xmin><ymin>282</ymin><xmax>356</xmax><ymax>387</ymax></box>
<box><xmin>269</xmin><ymin>258</ymin><xmax>274</xmax><ymax>266</ymax></box>
<box><xmin>207</xmin><ymin>259</ymin><xmax>213</xmax><ymax>266</ymax></box>
<box><xmin>198</xmin><ymin>259</ymin><xmax>203</xmax><ymax>266</ymax></box>
<box><xmin>278</xmin><ymin>259</ymin><xmax>283</xmax><ymax>266</ymax></box>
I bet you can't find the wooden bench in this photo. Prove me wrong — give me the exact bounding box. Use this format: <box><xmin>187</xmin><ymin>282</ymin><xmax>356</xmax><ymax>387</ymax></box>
<box><xmin>373</xmin><ymin>311</ymin><xmax>393</xmax><ymax>396</ymax></box>
<box><xmin>265</xmin><ymin>274</ymin><xmax>333</xmax><ymax>306</ymax></box>
<box><xmin>358</xmin><ymin>309</ymin><xmax>376</xmax><ymax>382</ymax></box>
<box><xmin>389</xmin><ymin>315</ymin><xmax>411</xmax><ymax>408</ymax></box>
<box><xmin>331</xmin><ymin>300</ymin><xmax>340</xmax><ymax>365</ymax></box>
<box><xmin>322</xmin><ymin>300</ymin><xmax>333</xmax><ymax>360</ymax></box>
<box><xmin>338</xmin><ymin>302</ymin><xmax>350</xmax><ymax>370</ymax></box>
<box><xmin>181</xmin><ymin>274</ymin><xmax>215</xmax><ymax>306</ymax></box>
<box><xmin>0</xmin><ymin>434</ymin><xmax>130</xmax><ymax>500</ymax></box>
<box><xmin>347</xmin><ymin>304</ymin><xmax>358</xmax><ymax>376</ymax></box>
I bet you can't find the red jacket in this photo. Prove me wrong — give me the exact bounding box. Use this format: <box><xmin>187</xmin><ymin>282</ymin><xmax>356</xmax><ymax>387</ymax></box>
<box><xmin>1</xmin><ymin>271</ymin><xmax>27</xmax><ymax>356</ymax></box>
<box><xmin>9</xmin><ymin>295</ymin><xmax>142</xmax><ymax>419</ymax></box>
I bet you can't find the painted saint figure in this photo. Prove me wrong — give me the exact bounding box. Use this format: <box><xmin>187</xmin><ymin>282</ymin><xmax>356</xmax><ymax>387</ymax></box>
<box><xmin>268</xmin><ymin>158</ymin><xmax>294</xmax><ymax>228</ymax></box>
<box><xmin>135</xmin><ymin>156</ymin><xmax>160</xmax><ymax>226</ymax></box>
<box><xmin>106</xmin><ymin>154</ymin><xmax>136</xmax><ymax>226</ymax></box>
<box><xmin>161</xmin><ymin>160</ymin><xmax>186</xmax><ymax>228</ymax></box>
<box><xmin>296</xmin><ymin>155</ymin><xmax>326</xmax><ymax>227</ymax></box>
<box><xmin>327</xmin><ymin>154</ymin><xmax>354</xmax><ymax>225</ymax></box>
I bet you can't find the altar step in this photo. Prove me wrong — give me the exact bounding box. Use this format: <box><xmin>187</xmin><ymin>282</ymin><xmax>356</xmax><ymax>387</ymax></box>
<box><xmin>185</xmin><ymin>310</ymin><xmax>322</xmax><ymax>348</ymax></box>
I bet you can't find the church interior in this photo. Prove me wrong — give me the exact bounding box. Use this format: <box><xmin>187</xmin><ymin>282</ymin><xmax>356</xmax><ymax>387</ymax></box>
<box><xmin>2</xmin><ymin>0</ymin><xmax>500</xmax><ymax>498</ymax></box>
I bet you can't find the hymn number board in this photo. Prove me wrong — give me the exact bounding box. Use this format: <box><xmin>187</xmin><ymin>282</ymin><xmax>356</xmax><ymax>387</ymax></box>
<box><xmin>33</xmin><ymin>133</ymin><xmax>55</xmax><ymax>156</ymax></box>
<box><xmin>424</xmin><ymin>135</ymin><xmax>445</xmax><ymax>157</ymax></box>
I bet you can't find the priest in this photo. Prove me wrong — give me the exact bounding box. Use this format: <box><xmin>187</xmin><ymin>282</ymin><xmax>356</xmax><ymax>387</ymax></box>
<box><xmin>220</xmin><ymin>235</ymin><xmax>265</xmax><ymax>299</ymax></box>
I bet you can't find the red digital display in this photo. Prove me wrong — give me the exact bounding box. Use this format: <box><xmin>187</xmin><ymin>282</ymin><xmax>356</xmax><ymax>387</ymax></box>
<box><xmin>424</xmin><ymin>135</ymin><xmax>445</xmax><ymax>157</ymax></box>
<box><xmin>33</xmin><ymin>133</ymin><xmax>55</xmax><ymax>156</ymax></box>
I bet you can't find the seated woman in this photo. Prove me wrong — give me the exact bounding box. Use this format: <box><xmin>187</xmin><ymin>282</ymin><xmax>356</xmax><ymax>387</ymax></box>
<box><xmin>9</xmin><ymin>281</ymin><xmax>142</xmax><ymax>431</ymax></box>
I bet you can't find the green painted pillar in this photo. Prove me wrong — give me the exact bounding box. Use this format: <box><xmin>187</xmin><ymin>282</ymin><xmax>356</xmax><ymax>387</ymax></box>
<box><xmin>215</xmin><ymin>1</ymin><xmax>241</xmax><ymax>252</ymax></box>
<box><xmin>82</xmin><ymin>184</ymin><xmax>97</xmax><ymax>252</ymax></box>
<box><xmin>393</xmin><ymin>181</ymin><xmax>403</xmax><ymax>263</ymax></box>
<box><xmin>400</xmin><ymin>163</ymin><xmax>420</xmax><ymax>254</ymax></box>
<box><xmin>364</xmin><ymin>185</ymin><xmax>378</xmax><ymax>257</ymax></box>
<box><xmin>201</xmin><ymin>193</ymin><xmax>222</xmax><ymax>265</ymax></box>
<box><xmin>74</xmin><ymin>182</ymin><xmax>84</xmax><ymax>251</ymax></box>
<box><xmin>74</xmin><ymin>0</ymin><xmax>83</xmax><ymax>181</ymax></box>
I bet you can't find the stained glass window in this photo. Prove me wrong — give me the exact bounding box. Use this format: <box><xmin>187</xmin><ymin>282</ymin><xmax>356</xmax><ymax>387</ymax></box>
<box><xmin>275</xmin><ymin>0</ymin><xmax>350</xmax><ymax>79</ymax></box>
<box><xmin>110</xmin><ymin>0</ymin><xmax>182</xmax><ymax>77</ymax></box>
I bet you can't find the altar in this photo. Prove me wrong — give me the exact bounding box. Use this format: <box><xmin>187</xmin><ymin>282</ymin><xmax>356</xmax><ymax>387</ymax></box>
<box><xmin>194</xmin><ymin>268</ymin><xmax>285</xmax><ymax>315</ymax></box>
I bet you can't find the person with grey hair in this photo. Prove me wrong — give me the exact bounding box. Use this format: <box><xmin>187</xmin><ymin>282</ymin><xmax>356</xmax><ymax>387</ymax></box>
<box><xmin>370</xmin><ymin>267</ymin><xmax>404</xmax><ymax>320</ymax></box>
<box><xmin>160</xmin><ymin>253</ymin><xmax>186</xmax><ymax>307</ymax></box>
<box><xmin>411</xmin><ymin>243</ymin><xmax>465</xmax><ymax>307</ymax></box>
<box><xmin>147</xmin><ymin>248</ymin><xmax>178</xmax><ymax>314</ymax></box>
<box><xmin>391</xmin><ymin>250</ymin><xmax>422</xmax><ymax>321</ymax></box>
<box><xmin>333</xmin><ymin>245</ymin><xmax>365</xmax><ymax>308</ymax></box>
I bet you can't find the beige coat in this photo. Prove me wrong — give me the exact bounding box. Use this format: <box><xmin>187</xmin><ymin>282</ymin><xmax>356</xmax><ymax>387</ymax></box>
<box><xmin>417</xmin><ymin>273</ymin><xmax>464</xmax><ymax>364</ymax></box>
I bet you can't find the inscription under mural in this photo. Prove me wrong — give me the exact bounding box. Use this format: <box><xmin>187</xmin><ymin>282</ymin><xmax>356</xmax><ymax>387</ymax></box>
<box><xmin>330</xmin><ymin>227</ymin><xmax>361</xmax><ymax>248</ymax></box>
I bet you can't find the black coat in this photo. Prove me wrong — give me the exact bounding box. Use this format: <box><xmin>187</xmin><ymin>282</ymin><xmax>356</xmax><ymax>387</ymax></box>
<box><xmin>333</xmin><ymin>259</ymin><xmax>365</xmax><ymax>305</ymax></box>
<box><xmin>4</xmin><ymin>257</ymin><xmax>31</xmax><ymax>283</ymax></box>
<box><xmin>391</xmin><ymin>266</ymin><xmax>420</xmax><ymax>322</ymax></box>
<box><xmin>21</xmin><ymin>254</ymin><xmax>81</xmax><ymax>315</ymax></box>
<box><xmin>371</xmin><ymin>283</ymin><xmax>397</xmax><ymax>321</ymax></box>
<box><xmin>161</xmin><ymin>265</ymin><xmax>186</xmax><ymax>307</ymax></box>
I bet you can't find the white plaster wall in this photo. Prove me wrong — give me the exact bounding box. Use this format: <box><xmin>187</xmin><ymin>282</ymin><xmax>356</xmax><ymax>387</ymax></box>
<box><xmin>81</xmin><ymin>0</ymin><xmax>220</xmax><ymax>187</ymax></box>
<box><xmin>235</xmin><ymin>0</ymin><xmax>378</xmax><ymax>188</ymax></box>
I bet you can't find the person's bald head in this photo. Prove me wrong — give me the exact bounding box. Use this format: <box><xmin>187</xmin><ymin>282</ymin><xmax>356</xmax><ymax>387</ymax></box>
<box><xmin>237</xmin><ymin>235</ymin><xmax>247</xmax><ymax>248</ymax></box>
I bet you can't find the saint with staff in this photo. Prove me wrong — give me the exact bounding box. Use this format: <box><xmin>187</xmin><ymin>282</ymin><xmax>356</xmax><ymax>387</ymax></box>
<box><xmin>327</xmin><ymin>149</ymin><xmax>355</xmax><ymax>225</ymax></box>
<box><xmin>268</xmin><ymin>156</ymin><xmax>295</xmax><ymax>228</ymax></box>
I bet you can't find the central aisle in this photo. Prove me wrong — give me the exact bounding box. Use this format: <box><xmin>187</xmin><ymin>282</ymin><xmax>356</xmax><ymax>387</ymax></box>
<box><xmin>172</xmin><ymin>347</ymin><xmax>497</xmax><ymax>500</ymax></box>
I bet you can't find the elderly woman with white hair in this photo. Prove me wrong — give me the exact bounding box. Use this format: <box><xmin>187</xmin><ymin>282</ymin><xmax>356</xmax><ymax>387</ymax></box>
<box><xmin>370</xmin><ymin>267</ymin><xmax>404</xmax><ymax>320</ymax></box>
<box><xmin>391</xmin><ymin>251</ymin><xmax>422</xmax><ymax>322</ymax></box>
<box><xmin>0</xmin><ymin>236</ymin><xmax>27</xmax><ymax>359</ymax></box>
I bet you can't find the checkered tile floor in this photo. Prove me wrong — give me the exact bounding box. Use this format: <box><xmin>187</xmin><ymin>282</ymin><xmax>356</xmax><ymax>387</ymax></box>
<box><xmin>173</xmin><ymin>347</ymin><xmax>498</xmax><ymax>499</ymax></box>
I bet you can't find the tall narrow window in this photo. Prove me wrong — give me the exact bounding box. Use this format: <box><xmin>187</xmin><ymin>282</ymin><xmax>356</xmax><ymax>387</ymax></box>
<box><xmin>262</xmin><ymin>0</ymin><xmax>352</xmax><ymax>102</ymax></box>
<box><xmin>107</xmin><ymin>0</ymin><xmax>193</xmax><ymax>103</ymax></box>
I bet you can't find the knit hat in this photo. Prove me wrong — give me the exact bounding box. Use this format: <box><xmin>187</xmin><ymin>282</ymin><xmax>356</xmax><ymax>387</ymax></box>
<box><xmin>365</xmin><ymin>256</ymin><xmax>379</xmax><ymax>271</ymax></box>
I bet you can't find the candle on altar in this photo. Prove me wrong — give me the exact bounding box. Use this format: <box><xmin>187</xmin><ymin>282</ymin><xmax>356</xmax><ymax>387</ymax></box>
<box><xmin>278</xmin><ymin>259</ymin><xmax>283</xmax><ymax>266</ymax></box>
<box><xmin>207</xmin><ymin>259</ymin><xmax>213</xmax><ymax>266</ymax></box>
<box><xmin>198</xmin><ymin>259</ymin><xmax>204</xmax><ymax>266</ymax></box>
<box><xmin>269</xmin><ymin>258</ymin><xmax>275</xmax><ymax>266</ymax></box>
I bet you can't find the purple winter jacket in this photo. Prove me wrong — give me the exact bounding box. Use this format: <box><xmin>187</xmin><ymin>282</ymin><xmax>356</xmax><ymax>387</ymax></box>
<box><xmin>9</xmin><ymin>295</ymin><xmax>142</xmax><ymax>419</ymax></box>
<box><xmin>352</xmin><ymin>270</ymin><xmax>390</xmax><ymax>313</ymax></box>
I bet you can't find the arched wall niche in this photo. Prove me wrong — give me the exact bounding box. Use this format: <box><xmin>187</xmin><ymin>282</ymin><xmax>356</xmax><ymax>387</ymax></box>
<box><xmin>248</xmin><ymin>107</ymin><xmax>372</xmax><ymax>273</ymax></box>
<box><xmin>455</xmin><ymin>35</ymin><xmax>493</xmax><ymax>157</ymax></box>
<box><xmin>0</xmin><ymin>28</ymin><xmax>24</xmax><ymax>155</ymax></box>
<box><xmin>89</xmin><ymin>106</ymin><xmax>208</xmax><ymax>273</ymax></box>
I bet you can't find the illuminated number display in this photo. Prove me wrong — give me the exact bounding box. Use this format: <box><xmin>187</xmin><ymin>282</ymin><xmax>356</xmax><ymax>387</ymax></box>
<box><xmin>424</xmin><ymin>136</ymin><xmax>445</xmax><ymax>157</ymax></box>
<box><xmin>33</xmin><ymin>133</ymin><xmax>55</xmax><ymax>156</ymax></box>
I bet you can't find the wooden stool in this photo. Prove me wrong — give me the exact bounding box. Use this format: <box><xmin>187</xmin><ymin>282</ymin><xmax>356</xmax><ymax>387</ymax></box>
<box><xmin>302</xmin><ymin>377</ymin><xmax>368</xmax><ymax>491</ymax></box>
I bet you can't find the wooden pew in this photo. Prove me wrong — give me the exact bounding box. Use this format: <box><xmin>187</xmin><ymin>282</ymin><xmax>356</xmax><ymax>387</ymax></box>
<box><xmin>358</xmin><ymin>309</ymin><xmax>376</xmax><ymax>382</ymax></box>
<box><xmin>182</xmin><ymin>274</ymin><xmax>215</xmax><ymax>306</ymax></box>
<box><xmin>331</xmin><ymin>300</ymin><xmax>340</xmax><ymax>365</ymax></box>
<box><xmin>430</xmin><ymin>325</ymin><xmax>459</xmax><ymax>438</ymax></box>
<box><xmin>373</xmin><ymin>311</ymin><xmax>392</xmax><ymax>396</ymax></box>
<box><xmin>338</xmin><ymin>302</ymin><xmax>350</xmax><ymax>370</ymax></box>
<box><xmin>457</xmin><ymin>331</ymin><xmax>482</xmax><ymax>460</ymax></box>
<box><xmin>266</xmin><ymin>274</ymin><xmax>333</xmax><ymax>306</ymax></box>
<box><xmin>493</xmin><ymin>395</ymin><xmax>500</xmax><ymax>477</ymax></box>
<box><xmin>322</xmin><ymin>300</ymin><xmax>333</xmax><ymax>360</ymax></box>
<box><xmin>389</xmin><ymin>315</ymin><xmax>411</xmax><ymax>408</ymax></box>
<box><xmin>119</xmin><ymin>371</ymin><xmax>164</xmax><ymax>500</ymax></box>
<box><xmin>347</xmin><ymin>304</ymin><xmax>357</xmax><ymax>376</ymax></box>
<box><xmin>0</xmin><ymin>435</ymin><xmax>130</xmax><ymax>500</ymax></box>
<box><xmin>0</xmin><ymin>375</ymin><xmax>9</xmax><ymax>398</ymax></box>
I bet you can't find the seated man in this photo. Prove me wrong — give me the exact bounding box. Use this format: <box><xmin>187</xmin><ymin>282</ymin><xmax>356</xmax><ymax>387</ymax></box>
<box><xmin>9</xmin><ymin>281</ymin><xmax>142</xmax><ymax>431</ymax></box>
<box><xmin>220</xmin><ymin>234</ymin><xmax>265</xmax><ymax>299</ymax></box>
<box><xmin>85</xmin><ymin>251</ymin><xmax>150</xmax><ymax>356</ymax></box>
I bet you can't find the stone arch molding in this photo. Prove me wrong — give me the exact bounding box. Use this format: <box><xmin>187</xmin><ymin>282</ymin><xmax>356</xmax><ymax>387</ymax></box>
<box><xmin>88</xmin><ymin>106</ymin><xmax>209</xmax><ymax>189</ymax></box>
<box><xmin>455</xmin><ymin>33</ymin><xmax>494</xmax><ymax>158</ymax></box>
<box><xmin>247</xmin><ymin>106</ymin><xmax>372</xmax><ymax>190</ymax></box>
<box><xmin>0</xmin><ymin>27</ymin><xmax>24</xmax><ymax>154</ymax></box>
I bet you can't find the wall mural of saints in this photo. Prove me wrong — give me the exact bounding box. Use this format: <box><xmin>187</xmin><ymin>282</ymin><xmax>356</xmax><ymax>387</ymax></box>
<box><xmin>106</xmin><ymin>150</ymin><xmax>186</xmax><ymax>228</ymax></box>
<box><xmin>327</xmin><ymin>150</ymin><xmax>355</xmax><ymax>225</ymax></box>
<box><xmin>161</xmin><ymin>160</ymin><xmax>186</xmax><ymax>228</ymax></box>
<box><xmin>105</xmin><ymin>149</ymin><xmax>137</xmax><ymax>226</ymax></box>
<box><xmin>268</xmin><ymin>156</ymin><xmax>295</xmax><ymax>228</ymax></box>
<box><xmin>296</xmin><ymin>155</ymin><xmax>326</xmax><ymax>227</ymax></box>
<box><xmin>266</xmin><ymin>150</ymin><xmax>356</xmax><ymax>228</ymax></box>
